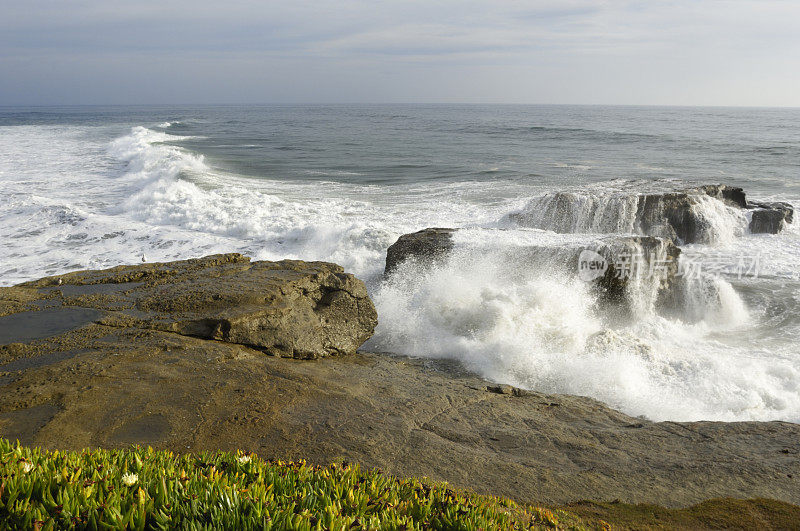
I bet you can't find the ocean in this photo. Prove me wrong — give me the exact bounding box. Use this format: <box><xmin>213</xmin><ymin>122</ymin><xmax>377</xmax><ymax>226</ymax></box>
<box><xmin>1</xmin><ymin>104</ymin><xmax>799</xmax><ymax>423</ymax></box>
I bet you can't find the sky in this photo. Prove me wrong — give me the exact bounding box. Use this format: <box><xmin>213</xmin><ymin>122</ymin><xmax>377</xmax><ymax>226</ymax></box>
<box><xmin>1</xmin><ymin>1</ymin><xmax>799</xmax><ymax>106</ymax></box>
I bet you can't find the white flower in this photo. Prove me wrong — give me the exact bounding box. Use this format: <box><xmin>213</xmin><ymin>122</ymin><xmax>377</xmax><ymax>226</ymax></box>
<box><xmin>122</xmin><ymin>473</ymin><xmax>138</xmax><ymax>486</ymax></box>
<box><xmin>237</xmin><ymin>455</ymin><xmax>251</xmax><ymax>465</ymax></box>
<box><xmin>20</xmin><ymin>462</ymin><xmax>34</xmax><ymax>473</ymax></box>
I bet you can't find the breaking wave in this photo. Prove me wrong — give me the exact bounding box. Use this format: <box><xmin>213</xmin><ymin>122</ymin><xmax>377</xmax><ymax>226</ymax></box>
<box><xmin>370</xmin><ymin>234</ymin><xmax>798</xmax><ymax>422</ymax></box>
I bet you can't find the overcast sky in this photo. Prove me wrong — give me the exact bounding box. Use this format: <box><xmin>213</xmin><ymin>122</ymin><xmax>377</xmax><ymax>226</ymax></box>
<box><xmin>1</xmin><ymin>1</ymin><xmax>799</xmax><ymax>106</ymax></box>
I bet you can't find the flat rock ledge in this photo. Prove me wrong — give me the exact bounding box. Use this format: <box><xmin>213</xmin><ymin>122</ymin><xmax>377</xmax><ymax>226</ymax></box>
<box><xmin>0</xmin><ymin>256</ymin><xmax>798</xmax><ymax>508</ymax></box>
<box><xmin>0</xmin><ymin>341</ymin><xmax>798</xmax><ymax>507</ymax></box>
<box><xmin>1</xmin><ymin>254</ymin><xmax>377</xmax><ymax>359</ymax></box>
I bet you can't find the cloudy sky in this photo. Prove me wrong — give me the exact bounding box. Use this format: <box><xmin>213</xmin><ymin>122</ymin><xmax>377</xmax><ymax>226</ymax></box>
<box><xmin>1</xmin><ymin>1</ymin><xmax>798</xmax><ymax>106</ymax></box>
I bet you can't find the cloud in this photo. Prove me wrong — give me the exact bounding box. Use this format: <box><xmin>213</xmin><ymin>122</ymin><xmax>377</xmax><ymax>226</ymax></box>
<box><xmin>1</xmin><ymin>0</ymin><xmax>798</xmax><ymax>105</ymax></box>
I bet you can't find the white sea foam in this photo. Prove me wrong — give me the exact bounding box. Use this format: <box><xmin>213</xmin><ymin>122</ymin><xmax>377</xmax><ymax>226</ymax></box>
<box><xmin>509</xmin><ymin>191</ymin><xmax>640</xmax><ymax>234</ymax></box>
<box><xmin>689</xmin><ymin>194</ymin><xmax>748</xmax><ymax>244</ymax></box>
<box><xmin>108</xmin><ymin>126</ymin><xmax>205</xmax><ymax>185</ymax></box>
<box><xmin>370</xmin><ymin>242</ymin><xmax>799</xmax><ymax>422</ymax></box>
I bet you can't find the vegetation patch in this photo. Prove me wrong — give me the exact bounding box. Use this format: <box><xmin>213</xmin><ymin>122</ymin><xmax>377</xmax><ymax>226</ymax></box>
<box><xmin>0</xmin><ymin>439</ymin><xmax>591</xmax><ymax>530</ymax></box>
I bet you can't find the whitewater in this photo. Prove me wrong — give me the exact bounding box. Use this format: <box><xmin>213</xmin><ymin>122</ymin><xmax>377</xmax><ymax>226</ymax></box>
<box><xmin>2</xmin><ymin>105</ymin><xmax>799</xmax><ymax>423</ymax></box>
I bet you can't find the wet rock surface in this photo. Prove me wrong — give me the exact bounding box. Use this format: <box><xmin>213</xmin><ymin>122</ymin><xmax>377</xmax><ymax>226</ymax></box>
<box><xmin>749</xmin><ymin>201</ymin><xmax>794</xmax><ymax>234</ymax></box>
<box><xmin>696</xmin><ymin>184</ymin><xmax>748</xmax><ymax>208</ymax></box>
<box><xmin>587</xmin><ymin>235</ymin><xmax>681</xmax><ymax>309</ymax></box>
<box><xmin>3</xmin><ymin>254</ymin><xmax>377</xmax><ymax>359</ymax></box>
<box><xmin>384</xmin><ymin>227</ymin><xmax>457</xmax><ymax>275</ymax></box>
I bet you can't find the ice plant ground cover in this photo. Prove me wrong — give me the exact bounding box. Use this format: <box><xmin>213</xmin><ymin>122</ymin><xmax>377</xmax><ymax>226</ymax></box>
<box><xmin>2</xmin><ymin>441</ymin><xmax>799</xmax><ymax>529</ymax></box>
<box><xmin>0</xmin><ymin>439</ymin><xmax>583</xmax><ymax>530</ymax></box>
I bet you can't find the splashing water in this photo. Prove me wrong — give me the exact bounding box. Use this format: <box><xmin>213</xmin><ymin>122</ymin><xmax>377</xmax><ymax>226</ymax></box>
<box><xmin>509</xmin><ymin>188</ymin><xmax>749</xmax><ymax>244</ymax></box>
<box><xmin>370</xmin><ymin>239</ymin><xmax>797</xmax><ymax>421</ymax></box>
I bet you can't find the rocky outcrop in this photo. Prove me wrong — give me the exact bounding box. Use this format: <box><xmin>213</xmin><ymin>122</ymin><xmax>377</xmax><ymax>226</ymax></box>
<box><xmin>384</xmin><ymin>228</ymin><xmax>457</xmax><ymax>275</ymax></box>
<box><xmin>510</xmin><ymin>184</ymin><xmax>793</xmax><ymax>242</ymax></box>
<box><xmin>385</xmin><ymin>228</ymin><xmax>681</xmax><ymax>312</ymax></box>
<box><xmin>635</xmin><ymin>192</ymin><xmax>709</xmax><ymax>243</ymax></box>
<box><xmin>696</xmin><ymin>184</ymin><xmax>748</xmax><ymax>208</ymax></box>
<box><xmin>749</xmin><ymin>201</ymin><xmax>794</xmax><ymax>234</ymax></box>
<box><xmin>637</xmin><ymin>185</ymin><xmax>751</xmax><ymax>243</ymax></box>
<box><xmin>590</xmin><ymin>235</ymin><xmax>681</xmax><ymax>308</ymax></box>
<box><xmin>4</xmin><ymin>254</ymin><xmax>377</xmax><ymax>359</ymax></box>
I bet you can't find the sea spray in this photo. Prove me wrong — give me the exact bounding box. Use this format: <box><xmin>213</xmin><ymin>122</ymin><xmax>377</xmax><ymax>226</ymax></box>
<box><xmin>667</xmin><ymin>264</ymin><xmax>751</xmax><ymax>327</ymax></box>
<box><xmin>688</xmin><ymin>194</ymin><xmax>748</xmax><ymax>244</ymax></box>
<box><xmin>370</xmin><ymin>235</ymin><xmax>799</xmax><ymax>422</ymax></box>
<box><xmin>508</xmin><ymin>188</ymin><xmax>748</xmax><ymax>244</ymax></box>
<box><xmin>372</xmin><ymin>247</ymin><xmax>603</xmax><ymax>380</ymax></box>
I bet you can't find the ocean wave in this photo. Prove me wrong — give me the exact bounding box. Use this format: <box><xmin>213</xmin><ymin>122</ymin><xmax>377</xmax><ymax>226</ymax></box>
<box><xmin>109</xmin><ymin>126</ymin><xmax>206</xmax><ymax>187</ymax></box>
<box><xmin>370</xmin><ymin>241</ymin><xmax>798</xmax><ymax>422</ymax></box>
<box><xmin>104</xmin><ymin>127</ymin><xmax>474</xmax><ymax>279</ymax></box>
<box><xmin>301</xmin><ymin>169</ymin><xmax>365</xmax><ymax>177</ymax></box>
<box><xmin>445</xmin><ymin>123</ymin><xmax>667</xmax><ymax>143</ymax></box>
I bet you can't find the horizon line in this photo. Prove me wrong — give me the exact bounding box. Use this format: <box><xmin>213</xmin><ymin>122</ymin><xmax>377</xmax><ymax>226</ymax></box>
<box><xmin>1</xmin><ymin>102</ymin><xmax>799</xmax><ymax>110</ymax></box>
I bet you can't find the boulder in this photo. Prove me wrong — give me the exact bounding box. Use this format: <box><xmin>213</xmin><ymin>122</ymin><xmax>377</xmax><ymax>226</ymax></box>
<box><xmin>748</xmin><ymin>201</ymin><xmax>794</xmax><ymax>234</ymax></box>
<box><xmin>384</xmin><ymin>228</ymin><xmax>457</xmax><ymax>275</ymax></box>
<box><xmin>5</xmin><ymin>254</ymin><xmax>377</xmax><ymax>359</ymax></box>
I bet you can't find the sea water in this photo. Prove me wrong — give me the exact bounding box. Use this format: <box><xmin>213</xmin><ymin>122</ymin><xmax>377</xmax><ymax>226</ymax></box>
<box><xmin>1</xmin><ymin>104</ymin><xmax>799</xmax><ymax>422</ymax></box>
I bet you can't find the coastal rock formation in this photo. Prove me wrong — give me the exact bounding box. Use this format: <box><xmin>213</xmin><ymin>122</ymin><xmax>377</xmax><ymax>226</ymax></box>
<box><xmin>696</xmin><ymin>184</ymin><xmax>748</xmax><ymax>208</ymax></box>
<box><xmin>590</xmin><ymin>235</ymin><xmax>680</xmax><ymax>307</ymax></box>
<box><xmin>4</xmin><ymin>254</ymin><xmax>377</xmax><ymax>359</ymax></box>
<box><xmin>749</xmin><ymin>201</ymin><xmax>794</xmax><ymax>234</ymax></box>
<box><xmin>2</xmin><ymin>257</ymin><xmax>798</xmax><ymax>508</ymax></box>
<box><xmin>385</xmin><ymin>228</ymin><xmax>681</xmax><ymax>311</ymax></box>
<box><xmin>510</xmin><ymin>184</ymin><xmax>794</xmax><ymax>242</ymax></box>
<box><xmin>384</xmin><ymin>228</ymin><xmax>457</xmax><ymax>275</ymax></box>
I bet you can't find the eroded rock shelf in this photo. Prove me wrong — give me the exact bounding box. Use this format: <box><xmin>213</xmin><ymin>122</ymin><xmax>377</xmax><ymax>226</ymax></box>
<box><xmin>0</xmin><ymin>253</ymin><xmax>798</xmax><ymax>507</ymax></box>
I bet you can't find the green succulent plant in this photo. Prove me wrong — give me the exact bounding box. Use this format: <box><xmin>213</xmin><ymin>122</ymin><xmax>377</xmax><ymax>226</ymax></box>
<box><xmin>0</xmin><ymin>439</ymin><xmax>585</xmax><ymax>530</ymax></box>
